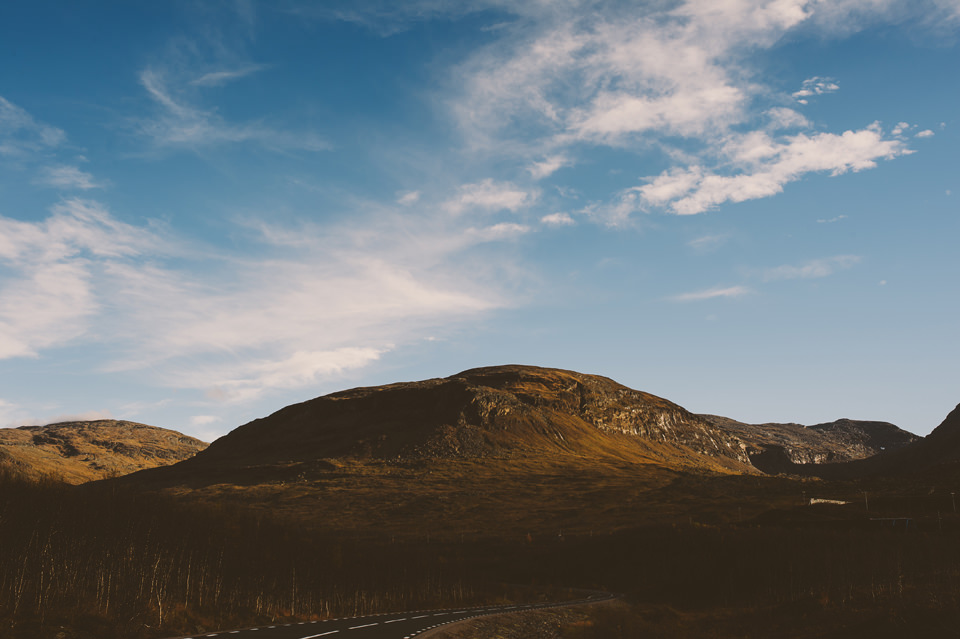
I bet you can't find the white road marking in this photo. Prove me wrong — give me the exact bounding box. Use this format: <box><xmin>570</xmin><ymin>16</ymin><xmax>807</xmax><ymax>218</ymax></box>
<box><xmin>384</xmin><ymin>618</ymin><xmax>406</xmax><ymax>623</ymax></box>
<box><xmin>411</xmin><ymin>614</ymin><xmax>428</xmax><ymax>619</ymax></box>
<box><xmin>348</xmin><ymin>623</ymin><xmax>378</xmax><ymax>629</ymax></box>
<box><xmin>301</xmin><ymin>632</ymin><xmax>339</xmax><ymax>638</ymax></box>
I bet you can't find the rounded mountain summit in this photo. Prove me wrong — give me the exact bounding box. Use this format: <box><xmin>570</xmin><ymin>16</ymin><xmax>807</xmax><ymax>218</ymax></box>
<box><xmin>134</xmin><ymin>365</ymin><xmax>919</xmax><ymax>483</ymax></box>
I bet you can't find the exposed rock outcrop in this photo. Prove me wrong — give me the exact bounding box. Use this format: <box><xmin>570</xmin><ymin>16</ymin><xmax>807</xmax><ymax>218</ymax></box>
<box><xmin>170</xmin><ymin>365</ymin><xmax>754</xmax><ymax>473</ymax></box>
<box><xmin>699</xmin><ymin>414</ymin><xmax>918</xmax><ymax>474</ymax></box>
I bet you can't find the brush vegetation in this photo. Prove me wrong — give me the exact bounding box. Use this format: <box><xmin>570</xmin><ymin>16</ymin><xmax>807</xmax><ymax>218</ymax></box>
<box><xmin>3</xmin><ymin>366</ymin><xmax>960</xmax><ymax>637</ymax></box>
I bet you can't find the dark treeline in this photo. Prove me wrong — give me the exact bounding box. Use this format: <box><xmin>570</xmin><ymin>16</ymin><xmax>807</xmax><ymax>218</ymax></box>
<box><xmin>3</xmin><ymin>464</ymin><xmax>960</xmax><ymax>638</ymax></box>
<box><xmin>0</xmin><ymin>467</ymin><xmax>475</xmax><ymax>638</ymax></box>
<box><xmin>498</xmin><ymin>523</ymin><xmax>960</xmax><ymax>610</ymax></box>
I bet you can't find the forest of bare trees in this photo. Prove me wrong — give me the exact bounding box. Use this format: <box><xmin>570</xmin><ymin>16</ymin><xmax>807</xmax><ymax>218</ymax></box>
<box><xmin>3</xmin><ymin>465</ymin><xmax>960</xmax><ymax>638</ymax></box>
<box><xmin>0</xmin><ymin>467</ymin><xmax>477</xmax><ymax>638</ymax></box>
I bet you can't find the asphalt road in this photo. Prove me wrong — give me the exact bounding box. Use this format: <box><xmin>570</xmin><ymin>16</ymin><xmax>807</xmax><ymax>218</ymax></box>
<box><xmin>165</xmin><ymin>594</ymin><xmax>616</xmax><ymax>639</ymax></box>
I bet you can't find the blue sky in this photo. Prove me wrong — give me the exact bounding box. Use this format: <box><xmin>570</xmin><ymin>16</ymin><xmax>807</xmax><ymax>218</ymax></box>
<box><xmin>0</xmin><ymin>0</ymin><xmax>957</xmax><ymax>440</ymax></box>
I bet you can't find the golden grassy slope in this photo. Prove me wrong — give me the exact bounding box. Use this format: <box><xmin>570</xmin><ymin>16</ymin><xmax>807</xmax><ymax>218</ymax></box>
<box><xmin>120</xmin><ymin>365</ymin><xmax>785</xmax><ymax>536</ymax></box>
<box><xmin>0</xmin><ymin>420</ymin><xmax>207</xmax><ymax>483</ymax></box>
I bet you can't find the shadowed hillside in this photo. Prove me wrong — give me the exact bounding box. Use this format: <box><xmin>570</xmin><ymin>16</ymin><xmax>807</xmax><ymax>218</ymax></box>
<box><xmin>4</xmin><ymin>368</ymin><xmax>960</xmax><ymax>638</ymax></box>
<box><xmin>840</xmin><ymin>403</ymin><xmax>960</xmax><ymax>479</ymax></box>
<box><xmin>699</xmin><ymin>415</ymin><xmax>918</xmax><ymax>474</ymax></box>
<box><xmin>737</xmin><ymin>404</ymin><xmax>960</xmax><ymax>480</ymax></box>
<box><xmin>115</xmin><ymin>365</ymin><xmax>936</xmax><ymax>537</ymax></box>
<box><xmin>116</xmin><ymin>366</ymin><xmax>848</xmax><ymax>539</ymax></box>
<box><xmin>0</xmin><ymin>420</ymin><xmax>207</xmax><ymax>483</ymax></box>
<box><xmin>119</xmin><ymin>366</ymin><xmax>805</xmax><ymax>537</ymax></box>
<box><xmin>159</xmin><ymin>365</ymin><xmax>754</xmax><ymax>472</ymax></box>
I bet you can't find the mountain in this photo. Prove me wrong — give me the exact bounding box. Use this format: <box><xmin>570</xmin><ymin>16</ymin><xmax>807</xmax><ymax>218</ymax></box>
<box><xmin>122</xmin><ymin>365</ymin><xmax>794</xmax><ymax>536</ymax></box>
<box><xmin>169</xmin><ymin>365</ymin><xmax>754</xmax><ymax>474</ymax></box>
<box><xmin>712</xmin><ymin>403</ymin><xmax>960</xmax><ymax>480</ymax></box>
<box><xmin>116</xmin><ymin>366</ymin><xmax>937</xmax><ymax>536</ymax></box>
<box><xmin>842</xmin><ymin>402</ymin><xmax>960</xmax><ymax>478</ymax></box>
<box><xmin>699</xmin><ymin>414</ymin><xmax>919</xmax><ymax>474</ymax></box>
<box><xmin>917</xmin><ymin>403</ymin><xmax>960</xmax><ymax>465</ymax></box>
<box><xmin>0</xmin><ymin>420</ymin><xmax>208</xmax><ymax>483</ymax></box>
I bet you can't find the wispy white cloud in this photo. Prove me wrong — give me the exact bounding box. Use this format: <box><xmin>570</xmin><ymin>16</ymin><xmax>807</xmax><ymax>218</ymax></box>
<box><xmin>138</xmin><ymin>67</ymin><xmax>329</xmax><ymax>152</ymax></box>
<box><xmin>0</xmin><ymin>199</ymin><xmax>165</xmax><ymax>360</ymax></box>
<box><xmin>762</xmin><ymin>255</ymin><xmax>861</xmax><ymax>281</ymax></box>
<box><xmin>451</xmin><ymin>0</ymin><xmax>850</xmax><ymax>150</ymax></box>
<box><xmin>444</xmin><ymin>179</ymin><xmax>537</xmax><ymax>215</ymax></box>
<box><xmin>527</xmin><ymin>154</ymin><xmax>572</xmax><ymax>179</ymax></box>
<box><xmin>192</xmin><ymin>347</ymin><xmax>385</xmax><ymax>403</ymax></box>
<box><xmin>465</xmin><ymin>222</ymin><xmax>531</xmax><ymax>241</ymax></box>
<box><xmin>766</xmin><ymin>107</ymin><xmax>811</xmax><ymax>130</ymax></box>
<box><xmin>0</xmin><ymin>195</ymin><xmax>524</xmax><ymax>402</ymax></box>
<box><xmin>916</xmin><ymin>129</ymin><xmax>935</xmax><ymax>138</ymax></box>
<box><xmin>792</xmin><ymin>76</ymin><xmax>839</xmax><ymax>104</ymax></box>
<box><xmin>541</xmin><ymin>212</ymin><xmax>575</xmax><ymax>226</ymax></box>
<box><xmin>672</xmin><ymin>285</ymin><xmax>753</xmax><ymax>302</ymax></box>
<box><xmin>635</xmin><ymin>124</ymin><xmax>909</xmax><ymax>215</ymax></box>
<box><xmin>282</xmin><ymin>0</ymin><xmax>484</xmax><ymax>36</ymax></box>
<box><xmin>687</xmin><ymin>233</ymin><xmax>730</xmax><ymax>251</ymax></box>
<box><xmin>0</xmin><ymin>96</ymin><xmax>65</xmax><ymax>157</ymax></box>
<box><xmin>440</xmin><ymin>1</ymin><xmax>930</xmax><ymax>222</ymax></box>
<box><xmin>817</xmin><ymin>214</ymin><xmax>847</xmax><ymax>223</ymax></box>
<box><xmin>100</xmin><ymin>226</ymin><xmax>506</xmax><ymax>401</ymax></box>
<box><xmin>0</xmin><ymin>261</ymin><xmax>96</xmax><ymax>359</ymax></box>
<box><xmin>397</xmin><ymin>190</ymin><xmax>421</xmax><ymax>205</ymax></box>
<box><xmin>34</xmin><ymin>165</ymin><xmax>103</xmax><ymax>190</ymax></box>
<box><xmin>891</xmin><ymin>121</ymin><xmax>911</xmax><ymax>136</ymax></box>
<box><xmin>190</xmin><ymin>64</ymin><xmax>268</xmax><ymax>87</ymax></box>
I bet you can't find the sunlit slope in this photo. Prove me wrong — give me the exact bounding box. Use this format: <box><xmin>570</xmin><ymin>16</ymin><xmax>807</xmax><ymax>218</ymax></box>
<box><xmin>117</xmin><ymin>366</ymin><xmax>811</xmax><ymax>538</ymax></box>
<box><xmin>0</xmin><ymin>420</ymin><xmax>207</xmax><ymax>483</ymax></box>
<box><xmin>169</xmin><ymin>365</ymin><xmax>755</xmax><ymax>473</ymax></box>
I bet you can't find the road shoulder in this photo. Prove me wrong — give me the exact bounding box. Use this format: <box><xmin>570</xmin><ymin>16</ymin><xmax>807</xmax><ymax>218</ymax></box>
<box><xmin>420</xmin><ymin>598</ymin><xmax>618</xmax><ymax>639</ymax></box>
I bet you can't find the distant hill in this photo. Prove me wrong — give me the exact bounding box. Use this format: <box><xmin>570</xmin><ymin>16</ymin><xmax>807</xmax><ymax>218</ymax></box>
<box><xmin>840</xmin><ymin>403</ymin><xmax>960</xmax><ymax>478</ymax></box>
<box><xmin>167</xmin><ymin>365</ymin><xmax>755</xmax><ymax>474</ymax></box>
<box><xmin>0</xmin><ymin>420</ymin><xmax>208</xmax><ymax>483</ymax></box>
<box><xmin>699</xmin><ymin>414</ymin><xmax>918</xmax><ymax>474</ymax></box>
<box><xmin>120</xmin><ymin>366</ymin><xmax>792</xmax><ymax>536</ymax></box>
<box><xmin>711</xmin><ymin>404</ymin><xmax>960</xmax><ymax>480</ymax></box>
<box><xmin>115</xmin><ymin>365</ymin><xmax>933</xmax><ymax>537</ymax></box>
<box><xmin>129</xmin><ymin>365</ymin><xmax>921</xmax><ymax>484</ymax></box>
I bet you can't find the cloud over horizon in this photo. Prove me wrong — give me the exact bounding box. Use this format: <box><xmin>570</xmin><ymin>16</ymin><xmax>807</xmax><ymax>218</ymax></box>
<box><xmin>0</xmin><ymin>194</ymin><xmax>524</xmax><ymax>404</ymax></box>
<box><xmin>1</xmin><ymin>0</ymin><xmax>957</xmax><ymax>438</ymax></box>
<box><xmin>445</xmin><ymin>0</ymin><xmax>924</xmax><ymax>222</ymax></box>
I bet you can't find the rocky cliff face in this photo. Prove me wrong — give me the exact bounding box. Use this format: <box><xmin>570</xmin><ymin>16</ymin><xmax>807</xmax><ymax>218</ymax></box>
<box><xmin>0</xmin><ymin>420</ymin><xmax>208</xmax><ymax>483</ymax></box>
<box><xmin>182</xmin><ymin>365</ymin><xmax>753</xmax><ymax>473</ymax></box>
<box><xmin>699</xmin><ymin>414</ymin><xmax>918</xmax><ymax>474</ymax></box>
